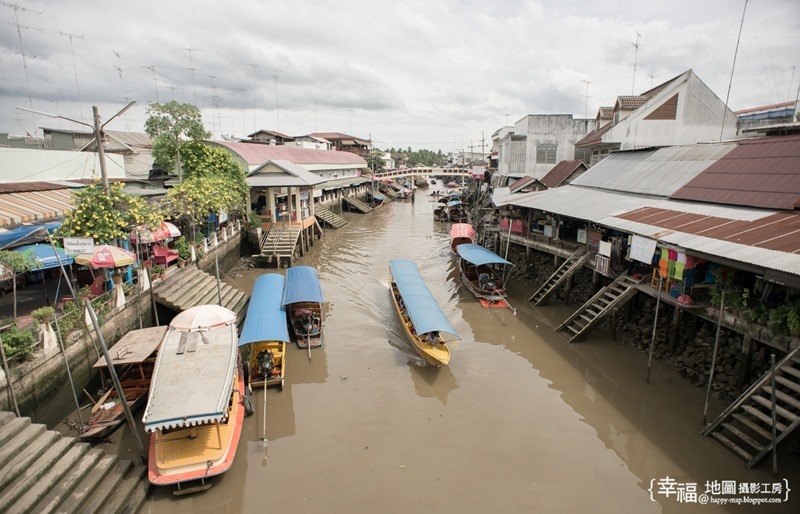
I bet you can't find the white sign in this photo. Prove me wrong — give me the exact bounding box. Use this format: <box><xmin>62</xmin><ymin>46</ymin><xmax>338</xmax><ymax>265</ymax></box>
<box><xmin>630</xmin><ymin>234</ymin><xmax>658</xmax><ymax>264</ymax></box>
<box><xmin>599</xmin><ymin>240</ymin><xmax>612</xmax><ymax>257</ymax></box>
<box><xmin>63</xmin><ymin>237</ymin><xmax>94</xmax><ymax>255</ymax></box>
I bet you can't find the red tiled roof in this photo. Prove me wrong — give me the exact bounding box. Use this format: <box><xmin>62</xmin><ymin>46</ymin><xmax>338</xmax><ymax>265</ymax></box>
<box><xmin>670</xmin><ymin>135</ymin><xmax>800</xmax><ymax>209</ymax></box>
<box><xmin>540</xmin><ymin>160</ymin><xmax>586</xmax><ymax>188</ymax></box>
<box><xmin>597</xmin><ymin>107</ymin><xmax>614</xmax><ymax>120</ymax></box>
<box><xmin>213</xmin><ymin>141</ymin><xmax>367</xmax><ymax>166</ymax></box>
<box><xmin>614</xmin><ymin>207</ymin><xmax>800</xmax><ymax>254</ymax></box>
<box><xmin>616</xmin><ymin>96</ymin><xmax>649</xmax><ymax>111</ymax></box>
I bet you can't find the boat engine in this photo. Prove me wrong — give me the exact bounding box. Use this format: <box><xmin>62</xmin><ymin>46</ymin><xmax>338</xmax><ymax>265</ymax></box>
<box><xmin>257</xmin><ymin>350</ymin><xmax>275</xmax><ymax>377</ymax></box>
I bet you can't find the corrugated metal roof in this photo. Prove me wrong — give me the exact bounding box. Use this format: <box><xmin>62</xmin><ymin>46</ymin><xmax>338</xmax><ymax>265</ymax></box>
<box><xmin>314</xmin><ymin>176</ymin><xmax>370</xmax><ymax>190</ymax></box>
<box><xmin>213</xmin><ymin>141</ymin><xmax>367</xmax><ymax>166</ymax></box>
<box><xmin>575</xmin><ymin>121</ymin><xmax>615</xmax><ymax>147</ymax></box>
<box><xmin>571</xmin><ymin>143</ymin><xmax>736</xmax><ymax>196</ymax></box>
<box><xmin>502</xmin><ymin>185</ymin><xmax>800</xmax><ymax>278</ymax></box>
<box><xmin>540</xmin><ymin>160</ymin><xmax>586</xmax><ymax>188</ymax></box>
<box><xmin>308</xmin><ymin>132</ymin><xmax>370</xmax><ymax>145</ymax></box>
<box><xmin>0</xmin><ymin>188</ymin><xmax>76</xmax><ymax>226</ymax></box>
<box><xmin>509</xmin><ymin>176</ymin><xmax>538</xmax><ymax>193</ymax></box>
<box><xmin>0</xmin><ymin>181</ymin><xmax>83</xmax><ymax>193</ymax></box>
<box><xmin>671</xmin><ymin>134</ymin><xmax>800</xmax><ymax>209</ymax></box>
<box><xmin>247</xmin><ymin>160</ymin><xmax>327</xmax><ymax>187</ymax></box>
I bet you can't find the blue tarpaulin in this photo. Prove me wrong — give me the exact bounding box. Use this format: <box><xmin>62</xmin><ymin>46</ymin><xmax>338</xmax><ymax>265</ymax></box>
<box><xmin>456</xmin><ymin>244</ymin><xmax>512</xmax><ymax>267</ymax></box>
<box><xmin>447</xmin><ymin>200</ymin><xmax>462</xmax><ymax>207</ymax></box>
<box><xmin>389</xmin><ymin>259</ymin><xmax>459</xmax><ymax>338</ymax></box>
<box><xmin>0</xmin><ymin>221</ymin><xmax>62</xmax><ymax>250</ymax></box>
<box><xmin>282</xmin><ymin>266</ymin><xmax>324</xmax><ymax>305</ymax></box>
<box><xmin>239</xmin><ymin>274</ymin><xmax>290</xmax><ymax>346</ymax></box>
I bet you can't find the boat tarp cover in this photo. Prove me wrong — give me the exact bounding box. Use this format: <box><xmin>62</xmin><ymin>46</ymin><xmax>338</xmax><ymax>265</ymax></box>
<box><xmin>142</xmin><ymin>322</ymin><xmax>238</xmax><ymax>433</ymax></box>
<box><xmin>389</xmin><ymin>259</ymin><xmax>459</xmax><ymax>339</ymax></box>
<box><xmin>447</xmin><ymin>200</ymin><xmax>462</xmax><ymax>207</ymax></box>
<box><xmin>282</xmin><ymin>266</ymin><xmax>324</xmax><ymax>305</ymax></box>
<box><xmin>239</xmin><ymin>274</ymin><xmax>290</xmax><ymax>346</ymax></box>
<box><xmin>371</xmin><ymin>194</ymin><xmax>386</xmax><ymax>201</ymax></box>
<box><xmin>449</xmin><ymin>223</ymin><xmax>476</xmax><ymax>242</ymax></box>
<box><xmin>456</xmin><ymin>243</ymin><xmax>513</xmax><ymax>266</ymax></box>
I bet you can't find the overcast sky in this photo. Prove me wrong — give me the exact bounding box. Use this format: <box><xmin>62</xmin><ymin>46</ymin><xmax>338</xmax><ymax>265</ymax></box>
<box><xmin>1</xmin><ymin>0</ymin><xmax>798</xmax><ymax>152</ymax></box>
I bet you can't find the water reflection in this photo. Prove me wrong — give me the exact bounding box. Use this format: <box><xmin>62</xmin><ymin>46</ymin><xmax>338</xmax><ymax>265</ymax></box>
<box><xmin>406</xmin><ymin>361</ymin><xmax>459</xmax><ymax>405</ymax></box>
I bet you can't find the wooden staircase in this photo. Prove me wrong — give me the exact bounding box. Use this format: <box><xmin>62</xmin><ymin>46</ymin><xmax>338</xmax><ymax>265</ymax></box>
<box><xmin>555</xmin><ymin>273</ymin><xmax>644</xmax><ymax>342</ymax></box>
<box><xmin>528</xmin><ymin>249</ymin><xmax>591</xmax><ymax>305</ymax></box>
<box><xmin>315</xmin><ymin>207</ymin><xmax>348</xmax><ymax>229</ymax></box>
<box><xmin>260</xmin><ymin>224</ymin><xmax>302</xmax><ymax>266</ymax></box>
<box><xmin>0</xmin><ymin>411</ymin><xmax>147</xmax><ymax>513</ymax></box>
<box><xmin>701</xmin><ymin>346</ymin><xmax>800</xmax><ymax>467</ymax></box>
<box><xmin>152</xmin><ymin>266</ymin><xmax>250</xmax><ymax>319</ymax></box>
<box><xmin>342</xmin><ymin>196</ymin><xmax>372</xmax><ymax>213</ymax></box>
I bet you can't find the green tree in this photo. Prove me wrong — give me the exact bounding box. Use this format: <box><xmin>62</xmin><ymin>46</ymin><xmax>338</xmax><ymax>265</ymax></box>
<box><xmin>144</xmin><ymin>101</ymin><xmax>210</xmax><ymax>176</ymax></box>
<box><xmin>366</xmin><ymin>149</ymin><xmax>386</xmax><ymax>174</ymax></box>
<box><xmin>0</xmin><ymin>250</ymin><xmax>35</xmax><ymax>320</ymax></box>
<box><xmin>165</xmin><ymin>175</ymin><xmax>244</xmax><ymax>227</ymax></box>
<box><xmin>179</xmin><ymin>141</ymin><xmax>248</xmax><ymax>204</ymax></box>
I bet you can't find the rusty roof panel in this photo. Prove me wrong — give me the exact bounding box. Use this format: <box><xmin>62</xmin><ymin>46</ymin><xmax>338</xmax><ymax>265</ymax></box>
<box><xmin>671</xmin><ymin>135</ymin><xmax>800</xmax><ymax>209</ymax></box>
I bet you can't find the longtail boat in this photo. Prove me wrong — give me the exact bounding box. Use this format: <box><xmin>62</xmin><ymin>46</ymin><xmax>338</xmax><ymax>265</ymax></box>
<box><xmin>282</xmin><ymin>266</ymin><xmax>325</xmax><ymax>350</ymax></box>
<box><xmin>449</xmin><ymin>223</ymin><xmax>476</xmax><ymax>255</ymax></box>
<box><xmin>389</xmin><ymin>259</ymin><xmax>460</xmax><ymax>367</ymax></box>
<box><xmin>142</xmin><ymin>305</ymin><xmax>244</xmax><ymax>495</ymax></box>
<box><xmin>80</xmin><ymin>326</ymin><xmax>165</xmax><ymax>440</ymax></box>
<box><xmin>239</xmin><ymin>273</ymin><xmax>289</xmax><ymax>390</ymax></box>
<box><xmin>456</xmin><ymin>243</ymin><xmax>514</xmax><ymax>305</ymax></box>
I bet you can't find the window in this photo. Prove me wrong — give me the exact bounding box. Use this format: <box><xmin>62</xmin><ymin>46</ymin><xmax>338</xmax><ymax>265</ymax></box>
<box><xmin>536</xmin><ymin>144</ymin><xmax>557</xmax><ymax>164</ymax></box>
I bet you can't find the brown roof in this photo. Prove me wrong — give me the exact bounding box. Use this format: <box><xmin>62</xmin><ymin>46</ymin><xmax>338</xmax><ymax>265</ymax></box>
<box><xmin>0</xmin><ymin>181</ymin><xmax>80</xmax><ymax>194</ymax></box>
<box><xmin>308</xmin><ymin>132</ymin><xmax>370</xmax><ymax>145</ymax></box>
<box><xmin>540</xmin><ymin>160</ymin><xmax>587</xmax><ymax>188</ymax></box>
<box><xmin>509</xmin><ymin>176</ymin><xmax>541</xmax><ymax>193</ymax></box>
<box><xmin>614</xmin><ymin>207</ymin><xmax>800</xmax><ymax>254</ymax></box>
<box><xmin>575</xmin><ymin>121</ymin><xmax>615</xmax><ymax>148</ymax></box>
<box><xmin>616</xmin><ymin>95</ymin><xmax>650</xmax><ymax>111</ymax></box>
<box><xmin>670</xmin><ymin>135</ymin><xmax>800</xmax><ymax>209</ymax></box>
<box><xmin>597</xmin><ymin>107</ymin><xmax>614</xmax><ymax>120</ymax></box>
<box><xmin>247</xmin><ymin>129</ymin><xmax>294</xmax><ymax>140</ymax></box>
<box><xmin>214</xmin><ymin>141</ymin><xmax>367</xmax><ymax>166</ymax></box>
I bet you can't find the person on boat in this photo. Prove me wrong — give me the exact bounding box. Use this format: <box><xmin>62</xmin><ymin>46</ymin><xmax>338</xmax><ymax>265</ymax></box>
<box><xmin>478</xmin><ymin>272</ymin><xmax>496</xmax><ymax>291</ymax></box>
<box><xmin>425</xmin><ymin>331</ymin><xmax>440</xmax><ymax>345</ymax></box>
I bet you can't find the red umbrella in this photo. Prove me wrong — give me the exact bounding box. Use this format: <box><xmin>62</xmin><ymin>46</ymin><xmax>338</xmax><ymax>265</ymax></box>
<box><xmin>131</xmin><ymin>221</ymin><xmax>181</xmax><ymax>243</ymax></box>
<box><xmin>74</xmin><ymin>245</ymin><xmax>137</xmax><ymax>268</ymax></box>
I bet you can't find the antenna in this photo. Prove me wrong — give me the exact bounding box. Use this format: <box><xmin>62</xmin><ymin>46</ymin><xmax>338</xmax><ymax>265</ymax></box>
<box><xmin>2</xmin><ymin>1</ymin><xmax>44</xmax><ymax>133</ymax></box>
<box><xmin>203</xmin><ymin>74</ymin><xmax>222</xmax><ymax>138</ymax></box>
<box><xmin>54</xmin><ymin>31</ymin><xmax>85</xmax><ymax>123</ymax></box>
<box><xmin>631</xmin><ymin>30</ymin><xmax>642</xmax><ymax>95</ymax></box>
<box><xmin>648</xmin><ymin>56</ymin><xmax>656</xmax><ymax>88</ymax></box>
<box><xmin>246</xmin><ymin>64</ymin><xmax>259</xmax><ymax>133</ymax></box>
<box><xmin>272</xmin><ymin>69</ymin><xmax>283</xmax><ymax>131</ymax></box>
<box><xmin>140</xmin><ymin>65</ymin><xmax>163</xmax><ymax>102</ymax></box>
<box><xmin>499</xmin><ymin>113</ymin><xmax>511</xmax><ymax>126</ymax></box>
<box><xmin>178</xmin><ymin>47</ymin><xmax>199</xmax><ymax>106</ymax></box>
<box><xmin>580</xmin><ymin>80</ymin><xmax>591</xmax><ymax>118</ymax></box>
<box><xmin>788</xmin><ymin>66</ymin><xmax>797</xmax><ymax>102</ymax></box>
<box><xmin>720</xmin><ymin>0</ymin><xmax>748</xmax><ymax>142</ymax></box>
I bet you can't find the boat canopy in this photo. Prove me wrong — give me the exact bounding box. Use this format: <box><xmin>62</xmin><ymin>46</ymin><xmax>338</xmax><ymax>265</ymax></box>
<box><xmin>142</xmin><ymin>305</ymin><xmax>238</xmax><ymax>433</ymax></box>
<box><xmin>389</xmin><ymin>259</ymin><xmax>459</xmax><ymax>338</ymax></box>
<box><xmin>282</xmin><ymin>266</ymin><xmax>324</xmax><ymax>305</ymax></box>
<box><xmin>449</xmin><ymin>223</ymin><xmax>476</xmax><ymax>242</ymax></box>
<box><xmin>457</xmin><ymin>243</ymin><xmax>513</xmax><ymax>266</ymax></box>
<box><xmin>239</xmin><ymin>274</ymin><xmax>290</xmax><ymax>346</ymax></box>
<box><xmin>447</xmin><ymin>200</ymin><xmax>462</xmax><ymax>207</ymax></box>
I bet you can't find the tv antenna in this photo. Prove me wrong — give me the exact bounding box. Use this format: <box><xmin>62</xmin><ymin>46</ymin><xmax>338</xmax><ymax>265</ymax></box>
<box><xmin>178</xmin><ymin>47</ymin><xmax>199</xmax><ymax>105</ymax></box>
<box><xmin>631</xmin><ymin>30</ymin><xmax>642</xmax><ymax>95</ymax></box>
<box><xmin>54</xmin><ymin>31</ymin><xmax>85</xmax><ymax>123</ymax></box>
<box><xmin>140</xmin><ymin>65</ymin><xmax>163</xmax><ymax>102</ymax></box>
<box><xmin>2</xmin><ymin>1</ymin><xmax>44</xmax><ymax>132</ymax></box>
<box><xmin>272</xmin><ymin>69</ymin><xmax>283</xmax><ymax>130</ymax></box>
<box><xmin>245</xmin><ymin>64</ymin><xmax>259</xmax><ymax>132</ymax></box>
<box><xmin>580</xmin><ymin>80</ymin><xmax>591</xmax><ymax>118</ymax></box>
<box><xmin>499</xmin><ymin>113</ymin><xmax>511</xmax><ymax>126</ymax></box>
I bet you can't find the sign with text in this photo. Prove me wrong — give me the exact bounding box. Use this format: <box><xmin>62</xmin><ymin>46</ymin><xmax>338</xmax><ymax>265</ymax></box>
<box><xmin>63</xmin><ymin>237</ymin><xmax>94</xmax><ymax>255</ymax></box>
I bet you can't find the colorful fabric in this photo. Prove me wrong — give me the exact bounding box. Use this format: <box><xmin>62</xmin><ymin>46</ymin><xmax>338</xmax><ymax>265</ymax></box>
<box><xmin>673</xmin><ymin>260</ymin><xmax>685</xmax><ymax>280</ymax></box>
<box><xmin>668</xmin><ymin>249</ymin><xmax>678</xmax><ymax>261</ymax></box>
<box><xmin>683</xmin><ymin>269</ymin><xmax>696</xmax><ymax>288</ymax></box>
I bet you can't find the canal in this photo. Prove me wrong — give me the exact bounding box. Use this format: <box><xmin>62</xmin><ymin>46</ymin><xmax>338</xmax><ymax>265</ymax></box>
<box><xmin>107</xmin><ymin>188</ymin><xmax>798</xmax><ymax>513</ymax></box>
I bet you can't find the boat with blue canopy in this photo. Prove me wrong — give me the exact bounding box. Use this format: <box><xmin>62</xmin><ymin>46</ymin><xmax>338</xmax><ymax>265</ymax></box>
<box><xmin>282</xmin><ymin>266</ymin><xmax>325</xmax><ymax>350</ymax></box>
<box><xmin>446</xmin><ymin>199</ymin><xmax>468</xmax><ymax>222</ymax></box>
<box><xmin>239</xmin><ymin>273</ymin><xmax>290</xmax><ymax>390</ymax></box>
<box><xmin>456</xmin><ymin>243</ymin><xmax>514</xmax><ymax>305</ymax></box>
<box><xmin>389</xmin><ymin>259</ymin><xmax>460</xmax><ymax>367</ymax></box>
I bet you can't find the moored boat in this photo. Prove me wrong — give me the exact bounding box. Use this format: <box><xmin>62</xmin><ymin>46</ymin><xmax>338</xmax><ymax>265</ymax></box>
<box><xmin>449</xmin><ymin>223</ymin><xmax>476</xmax><ymax>255</ymax></box>
<box><xmin>447</xmin><ymin>200</ymin><xmax>468</xmax><ymax>222</ymax></box>
<box><xmin>389</xmin><ymin>259</ymin><xmax>460</xmax><ymax>367</ymax></box>
<box><xmin>239</xmin><ymin>273</ymin><xmax>290</xmax><ymax>390</ymax></box>
<box><xmin>456</xmin><ymin>243</ymin><xmax>514</xmax><ymax>305</ymax></box>
<box><xmin>142</xmin><ymin>305</ymin><xmax>244</xmax><ymax>494</ymax></box>
<box><xmin>283</xmin><ymin>266</ymin><xmax>325</xmax><ymax>349</ymax></box>
<box><xmin>80</xmin><ymin>326</ymin><xmax>166</xmax><ymax>440</ymax></box>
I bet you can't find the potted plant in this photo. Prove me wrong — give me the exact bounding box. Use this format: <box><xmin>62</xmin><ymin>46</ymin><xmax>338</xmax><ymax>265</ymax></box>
<box><xmin>151</xmin><ymin>265</ymin><xmax>165</xmax><ymax>280</ymax></box>
<box><xmin>174</xmin><ymin>236</ymin><xmax>191</xmax><ymax>266</ymax></box>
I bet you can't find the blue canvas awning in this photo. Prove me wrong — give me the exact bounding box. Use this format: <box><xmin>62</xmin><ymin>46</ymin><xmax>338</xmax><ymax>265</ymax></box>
<box><xmin>239</xmin><ymin>274</ymin><xmax>290</xmax><ymax>346</ymax></box>
<box><xmin>389</xmin><ymin>259</ymin><xmax>459</xmax><ymax>338</ymax></box>
<box><xmin>0</xmin><ymin>221</ymin><xmax>62</xmax><ymax>250</ymax></box>
<box><xmin>282</xmin><ymin>266</ymin><xmax>324</xmax><ymax>305</ymax></box>
<box><xmin>456</xmin><ymin>244</ymin><xmax>512</xmax><ymax>267</ymax></box>
<box><xmin>13</xmin><ymin>243</ymin><xmax>73</xmax><ymax>270</ymax></box>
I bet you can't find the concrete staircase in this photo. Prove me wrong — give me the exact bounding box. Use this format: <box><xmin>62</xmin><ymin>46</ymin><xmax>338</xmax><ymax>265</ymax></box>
<box><xmin>152</xmin><ymin>266</ymin><xmax>249</xmax><ymax>319</ymax></box>
<box><xmin>315</xmin><ymin>207</ymin><xmax>348</xmax><ymax>229</ymax></box>
<box><xmin>528</xmin><ymin>249</ymin><xmax>590</xmax><ymax>305</ymax></box>
<box><xmin>0</xmin><ymin>411</ymin><xmax>147</xmax><ymax>513</ymax></box>
<box><xmin>341</xmin><ymin>196</ymin><xmax>372</xmax><ymax>213</ymax></box>
<box><xmin>258</xmin><ymin>224</ymin><xmax>302</xmax><ymax>266</ymax></box>
<box><xmin>701</xmin><ymin>346</ymin><xmax>800</xmax><ymax>467</ymax></box>
<box><xmin>555</xmin><ymin>273</ymin><xmax>644</xmax><ymax>342</ymax></box>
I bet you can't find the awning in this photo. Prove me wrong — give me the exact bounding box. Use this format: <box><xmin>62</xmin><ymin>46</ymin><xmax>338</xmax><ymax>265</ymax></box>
<box><xmin>315</xmin><ymin>176</ymin><xmax>370</xmax><ymax>190</ymax></box>
<box><xmin>0</xmin><ymin>189</ymin><xmax>75</xmax><ymax>227</ymax></box>
<box><xmin>456</xmin><ymin>244</ymin><xmax>512</xmax><ymax>267</ymax></box>
<box><xmin>239</xmin><ymin>274</ymin><xmax>291</xmax><ymax>346</ymax></box>
<box><xmin>13</xmin><ymin>243</ymin><xmax>73</xmax><ymax>270</ymax></box>
<box><xmin>283</xmin><ymin>266</ymin><xmax>324</xmax><ymax>305</ymax></box>
<box><xmin>0</xmin><ymin>221</ymin><xmax>62</xmax><ymax>249</ymax></box>
<box><xmin>389</xmin><ymin>259</ymin><xmax>459</xmax><ymax>338</ymax></box>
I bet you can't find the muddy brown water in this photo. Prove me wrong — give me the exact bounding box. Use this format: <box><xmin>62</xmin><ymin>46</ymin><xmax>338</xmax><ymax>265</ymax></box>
<box><xmin>86</xmin><ymin>189</ymin><xmax>799</xmax><ymax>513</ymax></box>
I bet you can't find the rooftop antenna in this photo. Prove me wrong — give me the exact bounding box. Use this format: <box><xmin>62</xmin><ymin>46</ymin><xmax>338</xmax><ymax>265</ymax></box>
<box><xmin>631</xmin><ymin>30</ymin><xmax>642</xmax><ymax>95</ymax></box>
<box><xmin>178</xmin><ymin>47</ymin><xmax>199</xmax><ymax>106</ymax></box>
<box><xmin>203</xmin><ymin>74</ymin><xmax>222</xmax><ymax>138</ymax></box>
<box><xmin>720</xmin><ymin>0</ymin><xmax>748</xmax><ymax>142</ymax></box>
<box><xmin>112</xmin><ymin>50</ymin><xmax>125</xmax><ymax>101</ymax></box>
<box><xmin>787</xmin><ymin>65</ymin><xmax>796</xmax><ymax>102</ymax></box>
<box><xmin>54</xmin><ymin>31</ymin><xmax>85</xmax><ymax>123</ymax></box>
<box><xmin>580</xmin><ymin>80</ymin><xmax>591</xmax><ymax>118</ymax></box>
<box><xmin>2</xmin><ymin>1</ymin><xmax>43</xmax><ymax>132</ymax></box>
<box><xmin>166</xmin><ymin>85</ymin><xmax>179</xmax><ymax>101</ymax></box>
<box><xmin>140</xmin><ymin>65</ymin><xmax>163</xmax><ymax>102</ymax></box>
<box><xmin>272</xmin><ymin>69</ymin><xmax>283</xmax><ymax>131</ymax></box>
<box><xmin>499</xmin><ymin>113</ymin><xmax>511</xmax><ymax>126</ymax></box>
<box><xmin>246</xmin><ymin>64</ymin><xmax>259</xmax><ymax>133</ymax></box>
<box><xmin>648</xmin><ymin>56</ymin><xmax>656</xmax><ymax>88</ymax></box>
